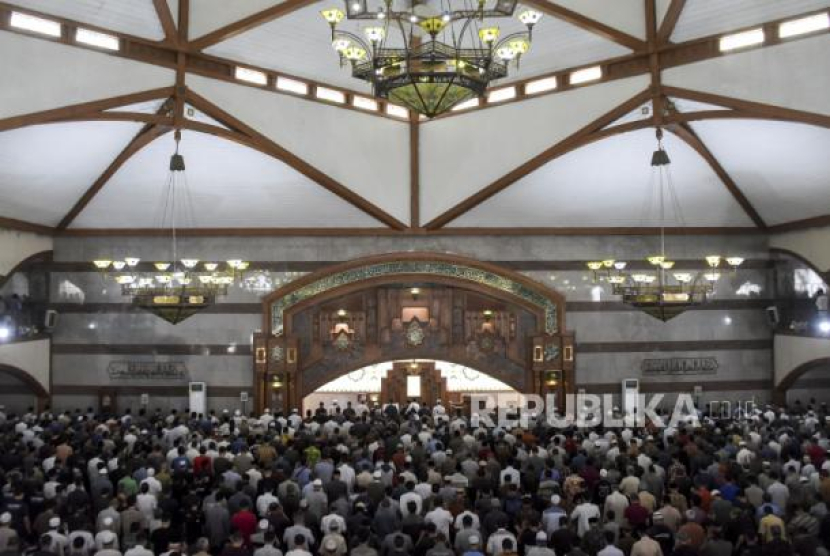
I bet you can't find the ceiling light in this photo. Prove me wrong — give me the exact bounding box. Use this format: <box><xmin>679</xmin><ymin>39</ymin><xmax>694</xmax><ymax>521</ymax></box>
<box><xmin>779</xmin><ymin>13</ymin><xmax>829</xmax><ymax>38</ymax></box>
<box><xmin>323</xmin><ymin>4</ymin><xmax>536</xmax><ymax>117</ymax></box>
<box><xmin>76</xmin><ymin>28</ymin><xmax>119</xmax><ymax>50</ymax></box>
<box><xmin>10</xmin><ymin>12</ymin><xmax>61</xmax><ymax>37</ymax></box>
<box><xmin>719</xmin><ymin>28</ymin><xmax>764</xmax><ymax>52</ymax></box>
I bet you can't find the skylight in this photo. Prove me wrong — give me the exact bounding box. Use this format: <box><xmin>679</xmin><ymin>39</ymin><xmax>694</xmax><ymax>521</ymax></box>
<box><xmin>235</xmin><ymin>67</ymin><xmax>268</xmax><ymax>85</ymax></box>
<box><xmin>719</xmin><ymin>28</ymin><xmax>764</xmax><ymax>51</ymax></box>
<box><xmin>487</xmin><ymin>87</ymin><xmax>516</xmax><ymax>104</ymax></box>
<box><xmin>779</xmin><ymin>13</ymin><xmax>830</xmax><ymax>39</ymax></box>
<box><xmin>451</xmin><ymin>97</ymin><xmax>480</xmax><ymax>111</ymax></box>
<box><xmin>76</xmin><ymin>28</ymin><xmax>120</xmax><ymax>50</ymax></box>
<box><xmin>10</xmin><ymin>12</ymin><xmax>61</xmax><ymax>37</ymax></box>
<box><xmin>570</xmin><ymin>66</ymin><xmax>602</xmax><ymax>85</ymax></box>
<box><xmin>525</xmin><ymin>76</ymin><xmax>558</xmax><ymax>95</ymax></box>
<box><xmin>276</xmin><ymin>76</ymin><xmax>308</xmax><ymax>95</ymax></box>
<box><xmin>316</xmin><ymin>87</ymin><xmax>346</xmax><ymax>104</ymax></box>
<box><xmin>353</xmin><ymin>96</ymin><xmax>378</xmax><ymax>111</ymax></box>
<box><xmin>385</xmin><ymin>104</ymin><xmax>409</xmax><ymax>119</ymax></box>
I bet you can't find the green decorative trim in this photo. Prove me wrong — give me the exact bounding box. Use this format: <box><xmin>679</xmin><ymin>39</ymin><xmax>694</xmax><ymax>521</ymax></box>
<box><xmin>271</xmin><ymin>261</ymin><xmax>557</xmax><ymax>335</ymax></box>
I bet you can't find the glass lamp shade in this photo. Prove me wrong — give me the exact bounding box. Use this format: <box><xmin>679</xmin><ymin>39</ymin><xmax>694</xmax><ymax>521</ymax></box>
<box><xmin>517</xmin><ymin>9</ymin><xmax>543</xmax><ymax>26</ymax></box>
<box><xmin>478</xmin><ymin>27</ymin><xmax>500</xmax><ymax>44</ymax></box>
<box><xmin>154</xmin><ymin>262</ymin><xmax>171</xmax><ymax>271</ymax></box>
<box><xmin>321</xmin><ymin>8</ymin><xmax>345</xmax><ymax>25</ymax></box>
<box><xmin>509</xmin><ymin>38</ymin><xmax>530</xmax><ymax>55</ymax></box>
<box><xmin>93</xmin><ymin>260</ymin><xmax>112</xmax><ymax>270</ymax></box>
<box><xmin>124</xmin><ymin>257</ymin><xmax>141</xmax><ymax>267</ymax></box>
<box><xmin>111</xmin><ymin>261</ymin><xmax>126</xmax><ymax>271</ymax></box>
<box><xmin>496</xmin><ymin>46</ymin><xmax>516</xmax><ymax>61</ymax></box>
<box><xmin>706</xmin><ymin>255</ymin><xmax>722</xmax><ymax>267</ymax></box>
<box><xmin>387</xmin><ymin>81</ymin><xmax>478</xmax><ymax>119</ymax></box>
<box><xmin>587</xmin><ymin>262</ymin><xmax>603</xmax><ymax>271</ymax></box>
<box><xmin>203</xmin><ymin>262</ymin><xmax>219</xmax><ymax>271</ymax></box>
<box><xmin>726</xmin><ymin>257</ymin><xmax>744</xmax><ymax>267</ymax></box>
<box><xmin>364</xmin><ymin>26</ymin><xmax>385</xmax><ymax>43</ymax></box>
<box><xmin>181</xmin><ymin>259</ymin><xmax>199</xmax><ymax>269</ymax></box>
<box><xmin>647</xmin><ymin>255</ymin><xmax>665</xmax><ymax>266</ymax></box>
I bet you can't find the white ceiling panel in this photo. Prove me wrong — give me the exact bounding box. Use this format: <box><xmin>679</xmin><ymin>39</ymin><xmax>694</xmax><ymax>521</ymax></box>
<box><xmin>692</xmin><ymin>119</ymin><xmax>830</xmax><ymax>226</ymax></box>
<box><xmin>497</xmin><ymin>11</ymin><xmax>632</xmax><ymax>85</ymax></box>
<box><xmin>603</xmin><ymin>100</ymin><xmax>653</xmax><ymax>129</ymax></box>
<box><xmin>673</xmin><ymin>0</ymin><xmax>830</xmax><ymax>42</ymax></box>
<box><xmin>551</xmin><ymin>0</ymin><xmax>646</xmax><ymax>39</ymax></box>
<box><xmin>188</xmin><ymin>74</ymin><xmax>410</xmax><ymax>224</ymax></box>
<box><xmin>420</xmin><ymin>75</ymin><xmax>650</xmax><ymax>223</ymax></box>
<box><xmin>0</xmin><ymin>32</ymin><xmax>174</xmax><ymax>120</ymax></box>
<box><xmin>73</xmin><ymin>130</ymin><xmax>382</xmax><ymax>228</ymax></box>
<box><xmin>450</xmin><ymin>128</ymin><xmax>755</xmax><ymax>227</ymax></box>
<box><xmin>189</xmin><ymin>0</ymin><xmax>285</xmax><ymax>40</ymax></box>
<box><xmin>203</xmin><ymin>0</ymin><xmax>366</xmax><ymax>91</ymax></box>
<box><xmin>4</xmin><ymin>0</ymin><xmax>165</xmax><ymax>40</ymax></box>
<box><xmin>663</xmin><ymin>34</ymin><xmax>830</xmax><ymax>116</ymax></box>
<box><xmin>669</xmin><ymin>97</ymin><xmax>730</xmax><ymax>113</ymax></box>
<box><xmin>0</xmin><ymin>122</ymin><xmax>144</xmax><ymax>226</ymax></box>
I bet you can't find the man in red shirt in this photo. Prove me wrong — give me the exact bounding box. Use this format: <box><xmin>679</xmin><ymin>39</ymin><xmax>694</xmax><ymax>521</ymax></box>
<box><xmin>193</xmin><ymin>447</ymin><xmax>213</xmax><ymax>477</ymax></box>
<box><xmin>624</xmin><ymin>496</ymin><xmax>650</xmax><ymax>530</ymax></box>
<box><xmin>230</xmin><ymin>500</ymin><xmax>257</xmax><ymax>548</ymax></box>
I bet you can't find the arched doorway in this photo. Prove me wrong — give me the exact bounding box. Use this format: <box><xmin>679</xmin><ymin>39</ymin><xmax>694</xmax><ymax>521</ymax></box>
<box><xmin>0</xmin><ymin>363</ymin><xmax>49</xmax><ymax>413</ymax></box>
<box><xmin>773</xmin><ymin>357</ymin><xmax>830</xmax><ymax>406</ymax></box>
<box><xmin>302</xmin><ymin>359</ymin><xmax>519</xmax><ymax>415</ymax></box>
<box><xmin>252</xmin><ymin>252</ymin><xmax>573</xmax><ymax>413</ymax></box>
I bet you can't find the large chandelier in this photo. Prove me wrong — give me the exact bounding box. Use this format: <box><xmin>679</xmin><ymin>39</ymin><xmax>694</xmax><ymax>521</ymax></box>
<box><xmin>586</xmin><ymin>128</ymin><xmax>744</xmax><ymax>322</ymax></box>
<box><xmin>92</xmin><ymin>131</ymin><xmax>249</xmax><ymax>324</ymax></box>
<box><xmin>321</xmin><ymin>0</ymin><xmax>543</xmax><ymax>117</ymax></box>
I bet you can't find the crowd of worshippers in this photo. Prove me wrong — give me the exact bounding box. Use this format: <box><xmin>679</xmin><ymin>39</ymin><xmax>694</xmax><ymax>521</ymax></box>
<box><xmin>1</xmin><ymin>399</ymin><xmax>830</xmax><ymax>556</ymax></box>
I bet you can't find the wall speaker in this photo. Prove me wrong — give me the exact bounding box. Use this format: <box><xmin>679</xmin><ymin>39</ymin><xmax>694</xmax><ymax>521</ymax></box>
<box><xmin>44</xmin><ymin>310</ymin><xmax>59</xmax><ymax>330</ymax></box>
<box><xmin>765</xmin><ymin>306</ymin><xmax>780</xmax><ymax>327</ymax></box>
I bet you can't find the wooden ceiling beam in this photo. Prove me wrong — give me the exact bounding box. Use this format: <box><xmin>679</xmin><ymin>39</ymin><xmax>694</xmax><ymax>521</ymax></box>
<box><xmin>768</xmin><ymin>215</ymin><xmax>830</xmax><ymax>233</ymax></box>
<box><xmin>152</xmin><ymin>0</ymin><xmax>178</xmax><ymax>46</ymax></box>
<box><xmin>0</xmin><ymin>87</ymin><xmax>174</xmax><ymax>132</ymax></box>
<box><xmin>423</xmin><ymin>89</ymin><xmax>655</xmax><ymax>229</ymax></box>
<box><xmin>657</xmin><ymin>0</ymin><xmax>686</xmax><ymax>44</ymax></box>
<box><xmin>184</xmin><ymin>88</ymin><xmax>408</xmax><ymax>230</ymax></box>
<box><xmin>188</xmin><ymin>0</ymin><xmax>317</xmax><ymax>51</ymax></box>
<box><xmin>663</xmin><ymin>86</ymin><xmax>830</xmax><ymax>129</ymax></box>
<box><xmin>0</xmin><ymin>216</ymin><xmax>54</xmax><ymax>235</ymax></box>
<box><xmin>522</xmin><ymin>0</ymin><xmax>648</xmax><ymax>51</ymax></box>
<box><xmin>665</xmin><ymin>122</ymin><xmax>767</xmax><ymax>229</ymax></box>
<box><xmin>56</xmin><ymin>123</ymin><xmax>172</xmax><ymax>230</ymax></box>
<box><xmin>55</xmin><ymin>226</ymin><xmax>763</xmax><ymax>237</ymax></box>
<box><xmin>410</xmin><ymin>114</ymin><xmax>420</xmax><ymax>228</ymax></box>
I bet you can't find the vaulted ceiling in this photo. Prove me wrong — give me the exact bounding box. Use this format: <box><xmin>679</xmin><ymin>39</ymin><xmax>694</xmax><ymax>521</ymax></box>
<box><xmin>0</xmin><ymin>0</ymin><xmax>829</xmax><ymax>236</ymax></box>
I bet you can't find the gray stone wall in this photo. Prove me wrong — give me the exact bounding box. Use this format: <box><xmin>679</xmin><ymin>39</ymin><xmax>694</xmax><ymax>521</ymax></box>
<box><xmin>48</xmin><ymin>234</ymin><xmax>773</xmax><ymax>411</ymax></box>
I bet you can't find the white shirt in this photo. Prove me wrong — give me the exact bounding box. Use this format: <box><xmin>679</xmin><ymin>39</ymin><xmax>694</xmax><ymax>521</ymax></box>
<box><xmin>425</xmin><ymin>507</ymin><xmax>453</xmax><ymax>538</ymax></box>
<box><xmin>571</xmin><ymin>502</ymin><xmax>601</xmax><ymax>537</ymax></box>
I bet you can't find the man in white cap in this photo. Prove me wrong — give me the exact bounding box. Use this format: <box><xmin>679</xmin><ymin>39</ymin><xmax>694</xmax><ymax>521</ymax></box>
<box><xmin>44</xmin><ymin>516</ymin><xmax>68</xmax><ymax>555</ymax></box>
<box><xmin>0</xmin><ymin>513</ymin><xmax>17</xmax><ymax>552</ymax></box>
<box><xmin>526</xmin><ymin>531</ymin><xmax>555</xmax><ymax>556</ymax></box>
<box><xmin>95</xmin><ymin>516</ymin><xmax>120</xmax><ymax>551</ymax></box>
<box><xmin>95</xmin><ymin>530</ymin><xmax>121</xmax><ymax>556</ymax></box>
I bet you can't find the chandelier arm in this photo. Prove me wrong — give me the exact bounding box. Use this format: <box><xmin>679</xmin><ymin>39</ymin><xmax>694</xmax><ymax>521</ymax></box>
<box><xmin>493</xmin><ymin>31</ymin><xmax>531</xmax><ymax>51</ymax></box>
<box><xmin>333</xmin><ymin>29</ymin><xmax>372</xmax><ymax>53</ymax></box>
